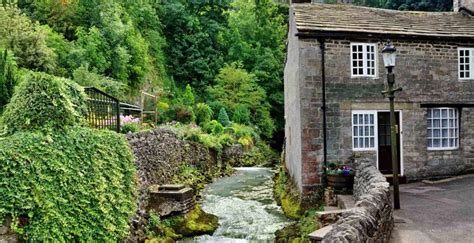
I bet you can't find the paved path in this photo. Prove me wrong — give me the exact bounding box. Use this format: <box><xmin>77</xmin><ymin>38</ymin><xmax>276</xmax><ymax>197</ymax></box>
<box><xmin>390</xmin><ymin>176</ymin><xmax>474</xmax><ymax>243</ymax></box>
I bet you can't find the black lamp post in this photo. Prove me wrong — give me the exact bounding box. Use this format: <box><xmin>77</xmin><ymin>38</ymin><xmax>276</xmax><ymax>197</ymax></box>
<box><xmin>382</xmin><ymin>41</ymin><xmax>402</xmax><ymax>210</ymax></box>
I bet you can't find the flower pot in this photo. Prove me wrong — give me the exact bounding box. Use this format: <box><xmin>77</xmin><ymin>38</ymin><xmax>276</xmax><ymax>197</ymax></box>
<box><xmin>327</xmin><ymin>175</ymin><xmax>354</xmax><ymax>189</ymax></box>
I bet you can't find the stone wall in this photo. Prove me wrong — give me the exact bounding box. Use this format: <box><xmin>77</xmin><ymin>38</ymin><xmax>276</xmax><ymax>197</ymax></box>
<box><xmin>285</xmin><ymin>26</ymin><xmax>474</xmax><ymax>192</ymax></box>
<box><xmin>126</xmin><ymin>128</ymin><xmax>219</xmax><ymax>241</ymax></box>
<box><xmin>0</xmin><ymin>217</ymin><xmax>18</xmax><ymax>243</ymax></box>
<box><xmin>284</xmin><ymin>7</ymin><xmax>304</xmax><ymax>192</ymax></box>
<box><xmin>323</xmin><ymin>159</ymin><xmax>393</xmax><ymax>242</ymax></box>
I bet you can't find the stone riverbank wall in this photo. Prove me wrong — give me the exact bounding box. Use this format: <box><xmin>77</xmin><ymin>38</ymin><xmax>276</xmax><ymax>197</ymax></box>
<box><xmin>126</xmin><ymin>128</ymin><xmax>219</xmax><ymax>241</ymax></box>
<box><xmin>323</xmin><ymin>159</ymin><xmax>394</xmax><ymax>242</ymax></box>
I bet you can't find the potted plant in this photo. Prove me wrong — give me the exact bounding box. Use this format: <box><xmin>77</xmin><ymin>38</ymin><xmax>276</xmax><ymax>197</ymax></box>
<box><xmin>325</xmin><ymin>162</ymin><xmax>355</xmax><ymax>190</ymax></box>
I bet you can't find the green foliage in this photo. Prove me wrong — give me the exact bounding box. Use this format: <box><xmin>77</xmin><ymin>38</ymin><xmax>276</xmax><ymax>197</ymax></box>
<box><xmin>156</xmin><ymin>1</ymin><xmax>227</xmax><ymax>93</ymax></box>
<box><xmin>232</xmin><ymin>104</ymin><xmax>251</xmax><ymax>124</ymax></box>
<box><xmin>274</xmin><ymin>166</ymin><xmax>302</xmax><ymax>220</ymax></box>
<box><xmin>350</xmin><ymin>0</ymin><xmax>452</xmax><ymax>11</ymax></box>
<box><xmin>0</xmin><ymin>127</ymin><xmax>137</xmax><ymax>241</ymax></box>
<box><xmin>182</xmin><ymin>84</ymin><xmax>195</xmax><ymax>106</ymax></box>
<box><xmin>0</xmin><ymin>7</ymin><xmax>57</xmax><ymax>73</ymax></box>
<box><xmin>0</xmin><ymin>49</ymin><xmax>18</xmax><ymax>113</ymax></box>
<box><xmin>121</xmin><ymin>123</ymin><xmax>141</xmax><ymax>134</ymax></box>
<box><xmin>222</xmin><ymin>0</ymin><xmax>287</xmax><ymax>141</ymax></box>
<box><xmin>217</xmin><ymin>108</ymin><xmax>230</xmax><ymax>127</ymax></box>
<box><xmin>194</xmin><ymin>103</ymin><xmax>213</xmax><ymax>125</ymax></box>
<box><xmin>209</xmin><ymin>63</ymin><xmax>275</xmax><ymax>139</ymax></box>
<box><xmin>68</xmin><ymin>26</ymin><xmax>110</xmax><ymax>74</ymax></box>
<box><xmin>72</xmin><ymin>65</ymin><xmax>127</xmax><ymax>100</ymax></box>
<box><xmin>0</xmin><ymin>72</ymin><xmax>81</xmax><ymax>134</ymax></box>
<box><xmin>203</xmin><ymin>120</ymin><xmax>224</xmax><ymax>135</ymax></box>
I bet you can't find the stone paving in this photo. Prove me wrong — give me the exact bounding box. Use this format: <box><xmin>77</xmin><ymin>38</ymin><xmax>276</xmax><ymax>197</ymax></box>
<box><xmin>390</xmin><ymin>176</ymin><xmax>474</xmax><ymax>243</ymax></box>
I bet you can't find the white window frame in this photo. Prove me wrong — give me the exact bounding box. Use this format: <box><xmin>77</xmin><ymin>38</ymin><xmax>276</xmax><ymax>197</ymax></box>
<box><xmin>458</xmin><ymin>48</ymin><xmax>474</xmax><ymax>80</ymax></box>
<box><xmin>427</xmin><ymin>107</ymin><xmax>459</xmax><ymax>151</ymax></box>
<box><xmin>350</xmin><ymin>43</ymin><xmax>377</xmax><ymax>78</ymax></box>
<box><xmin>352</xmin><ymin>110</ymin><xmax>377</xmax><ymax>151</ymax></box>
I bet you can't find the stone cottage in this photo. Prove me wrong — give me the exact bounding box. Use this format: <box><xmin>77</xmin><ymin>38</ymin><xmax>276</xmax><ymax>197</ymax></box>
<box><xmin>284</xmin><ymin>1</ymin><xmax>474</xmax><ymax>196</ymax></box>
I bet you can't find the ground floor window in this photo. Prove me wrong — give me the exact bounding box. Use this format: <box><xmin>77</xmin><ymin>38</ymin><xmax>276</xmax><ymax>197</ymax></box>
<box><xmin>427</xmin><ymin>108</ymin><xmax>459</xmax><ymax>150</ymax></box>
<box><xmin>352</xmin><ymin>111</ymin><xmax>376</xmax><ymax>150</ymax></box>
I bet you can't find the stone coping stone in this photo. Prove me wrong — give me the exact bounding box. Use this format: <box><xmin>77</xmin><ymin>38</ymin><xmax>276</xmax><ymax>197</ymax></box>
<box><xmin>159</xmin><ymin>184</ymin><xmax>185</xmax><ymax>191</ymax></box>
<box><xmin>152</xmin><ymin>188</ymin><xmax>193</xmax><ymax>200</ymax></box>
<box><xmin>309</xmin><ymin>225</ymin><xmax>333</xmax><ymax>242</ymax></box>
<box><xmin>337</xmin><ymin>194</ymin><xmax>356</xmax><ymax>209</ymax></box>
<box><xmin>317</xmin><ymin>208</ymin><xmax>352</xmax><ymax>217</ymax></box>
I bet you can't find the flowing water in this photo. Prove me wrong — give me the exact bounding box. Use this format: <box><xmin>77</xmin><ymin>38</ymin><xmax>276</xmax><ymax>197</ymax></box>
<box><xmin>182</xmin><ymin>167</ymin><xmax>291</xmax><ymax>243</ymax></box>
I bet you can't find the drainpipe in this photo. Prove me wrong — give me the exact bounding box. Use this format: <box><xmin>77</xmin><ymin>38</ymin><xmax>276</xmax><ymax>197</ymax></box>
<box><xmin>318</xmin><ymin>38</ymin><xmax>328</xmax><ymax>187</ymax></box>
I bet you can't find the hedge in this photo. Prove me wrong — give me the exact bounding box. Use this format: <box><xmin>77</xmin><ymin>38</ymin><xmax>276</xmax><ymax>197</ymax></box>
<box><xmin>0</xmin><ymin>72</ymin><xmax>84</xmax><ymax>134</ymax></box>
<box><xmin>0</xmin><ymin>127</ymin><xmax>137</xmax><ymax>241</ymax></box>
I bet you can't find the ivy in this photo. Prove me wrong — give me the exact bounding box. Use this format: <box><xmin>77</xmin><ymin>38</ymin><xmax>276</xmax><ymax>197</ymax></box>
<box><xmin>0</xmin><ymin>128</ymin><xmax>137</xmax><ymax>241</ymax></box>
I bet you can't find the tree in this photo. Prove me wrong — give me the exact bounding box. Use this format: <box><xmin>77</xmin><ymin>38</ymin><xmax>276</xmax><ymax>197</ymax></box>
<box><xmin>221</xmin><ymin>0</ymin><xmax>287</xmax><ymax>142</ymax></box>
<box><xmin>0</xmin><ymin>7</ymin><xmax>57</xmax><ymax>73</ymax></box>
<box><xmin>182</xmin><ymin>84</ymin><xmax>195</xmax><ymax>106</ymax></box>
<box><xmin>208</xmin><ymin>63</ymin><xmax>275</xmax><ymax>139</ymax></box>
<box><xmin>0</xmin><ymin>49</ymin><xmax>17</xmax><ymax>113</ymax></box>
<box><xmin>217</xmin><ymin>108</ymin><xmax>230</xmax><ymax>127</ymax></box>
<box><xmin>156</xmin><ymin>0</ymin><xmax>227</xmax><ymax>93</ymax></box>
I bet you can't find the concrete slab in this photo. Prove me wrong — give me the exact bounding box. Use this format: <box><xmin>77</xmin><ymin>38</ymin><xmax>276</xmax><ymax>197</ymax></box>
<box><xmin>389</xmin><ymin>176</ymin><xmax>474</xmax><ymax>243</ymax></box>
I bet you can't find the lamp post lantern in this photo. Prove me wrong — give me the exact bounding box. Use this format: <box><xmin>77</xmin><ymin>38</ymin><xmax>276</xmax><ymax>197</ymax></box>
<box><xmin>382</xmin><ymin>41</ymin><xmax>401</xmax><ymax>210</ymax></box>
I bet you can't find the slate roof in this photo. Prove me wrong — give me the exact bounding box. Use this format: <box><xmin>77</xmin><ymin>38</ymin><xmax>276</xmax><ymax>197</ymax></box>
<box><xmin>293</xmin><ymin>3</ymin><xmax>474</xmax><ymax>39</ymax></box>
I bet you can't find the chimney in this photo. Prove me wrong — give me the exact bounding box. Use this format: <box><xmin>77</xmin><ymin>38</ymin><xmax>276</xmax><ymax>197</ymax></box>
<box><xmin>454</xmin><ymin>0</ymin><xmax>474</xmax><ymax>14</ymax></box>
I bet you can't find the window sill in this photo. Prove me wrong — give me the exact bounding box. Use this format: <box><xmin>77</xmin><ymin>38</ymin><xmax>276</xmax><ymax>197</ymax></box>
<box><xmin>352</xmin><ymin>149</ymin><xmax>377</xmax><ymax>152</ymax></box>
<box><xmin>427</xmin><ymin>147</ymin><xmax>459</xmax><ymax>151</ymax></box>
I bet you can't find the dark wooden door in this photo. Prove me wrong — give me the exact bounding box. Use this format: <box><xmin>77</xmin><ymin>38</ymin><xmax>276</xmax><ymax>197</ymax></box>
<box><xmin>378</xmin><ymin>112</ymin><xmax>401</xmax><ymax>175</ymax></box>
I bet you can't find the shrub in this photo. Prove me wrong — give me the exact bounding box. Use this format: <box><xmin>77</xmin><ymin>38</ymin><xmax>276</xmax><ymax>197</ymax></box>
<box><xmin>194</xmin><ymin>103</ymin><xmax>213</xmax><ymax>125</ymax></box>
<box><xmin>173</xmin><ymin>104</ymin><xmax>195</xmax><ymax>123</ymax></box>
<box><xmin>0</xmin><ymin>49</ymin><xmax>18</xmax><ymax>113</ymax></box>
<box><xmin>217</xmin><ymin>108</ymin><xmax>230</xmax><ymax>127</ymax></box>
<box><xmin>202</xmin><ymin>120</ymin><xmax>223</xmax><ymax>134</ymax></box>
<box><xmin>0</xmin><ymin>72</ymin><xmax>81</xmax><ymax>134</ymax></box>
<box><xmin>0</xmin><ymin>127</ymin><xmax>137</xmax><ymax>241</ymax></box>
<box><xmin>232</xmin><ymin>104</ymin><xmax>250</xmax><ymax>124</ymax></box>
<box><xmin>182</xmin><ymin>84</ymin><xmax>195</xmax><ymax>106</ymax></box>
<box><xmin>231</xmin><ymin>123</ymin><xmax>257</xmax><ymax>140</ymax></box>
<box><xmin>121</xmin><ymin>123</ymin><xmax>141</xmax><ymax>134</ymax></box>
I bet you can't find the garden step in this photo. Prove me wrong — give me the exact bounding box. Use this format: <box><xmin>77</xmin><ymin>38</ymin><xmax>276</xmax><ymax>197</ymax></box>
<box><xmin>324</xmin><ymin>206</ymin><xmax>340</xmax><ymax>212</ymax></box>
<box><xmin>308</xmin><ymin>225</ymin><xmax>333</xmax><ymax>243</ymax></box>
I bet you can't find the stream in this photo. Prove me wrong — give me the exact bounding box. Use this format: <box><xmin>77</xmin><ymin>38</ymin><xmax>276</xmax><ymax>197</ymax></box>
<box><xmin>182</xmin><ymin>167</ymin><xmax>291</xmax><ymax>242</ymax></box>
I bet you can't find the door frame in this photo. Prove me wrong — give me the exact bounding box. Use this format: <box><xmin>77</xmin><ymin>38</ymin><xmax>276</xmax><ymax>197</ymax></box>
<box><xmin>351</xmin><ymin>110</ymin><xmax>404</xmax><ymax>176</ymax></box>
<box><xmin>375</xmin><ymin>110</ymin><xmax>404</xmax><ymax>176</ymax></box>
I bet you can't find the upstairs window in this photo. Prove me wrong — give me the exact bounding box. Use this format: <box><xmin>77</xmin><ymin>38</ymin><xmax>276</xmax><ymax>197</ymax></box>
<box><xmin>459</xmin><ymin>48</ymin><xmax>473</xmax><ymax>80</ymax></box>
<box><xmin>427</xmin><ymin>108</ymin><xmax>459</xmax><ymax>150</ymax></box>
<box><xmin>351</xmin><ymin>43</ymin><xmax>377</xmax><ymax>77</ymax></box>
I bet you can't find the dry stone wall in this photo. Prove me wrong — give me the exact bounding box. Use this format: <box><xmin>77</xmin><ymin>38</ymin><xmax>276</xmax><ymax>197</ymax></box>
<box><xmin>323</xmin><ymin>159</ymin><xmax>393</xmax><ymax>242</ymax></box>
<box><xmin>126</xmin><ymin>128</ymin><xmax>220</xmax><ymax>241</ymax></box>
<box><xmin>0</xmin><ymin>217</ymin><xmax>18</xmax><ymax>243</ymax></box>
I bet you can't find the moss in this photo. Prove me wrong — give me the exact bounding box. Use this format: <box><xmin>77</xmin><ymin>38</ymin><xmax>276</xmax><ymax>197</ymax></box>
<box><xmin>174</xmin><ymin>205</ymin><xmax>219</xmax><ymax>236</ymax></box>
<box><xmin>275</xmin><ymin>208</ymin><xmax>322</xmax><ymax>243</ymax></box>
<box><xmin>147</xmin><ymin>205</ymin><xmax>218</xmax><ymax>241</ymax></box>
<box><xmin>274</xmin><ymin>166</ymin><xmax>302</xmax><ymax>219</ymax></box>
<box><xmin>274</xmin><ymin>165</ymin><xmax>324</xmax><ymax>242</ymax></box>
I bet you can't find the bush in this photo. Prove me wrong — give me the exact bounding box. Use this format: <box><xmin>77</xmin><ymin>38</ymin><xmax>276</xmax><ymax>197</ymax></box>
<box><xmin>202</xmin><ymin>120</ymin><xmax>223</xmax><ymax>134</ymax></box>
<box><xmin>0</xmin><ymin>49</ymin><xmax>18</xmax><ymax>113</ymax></box>
<box><xmin>0</xmin><ymin>127</ymin><xmax>137</xmax><ymax>241</ymax></box>
<box><xmin>217</xmin><ymin>108</ymin><xmax>230</xmax><ymax>127</ymax></box>
<box><xmin>0</xmin><ymin>72</ymin><xmax>81</xmax><ymax>134</ymax></box>
<box><xmin>194</xmin><ymin>103</ymin><xmax>213</xmax><ymax>125</ymax></box>
<box><xmin>182</xmin><ymin>84</ymin><xmax>195</xmax><ymax>106</ymax></box>
<box><xmin>121</xmin><ymin>123</ymin><xmax>141</xmax><ymax>134</ymax></box>
<box><xmin>232</xmin><ymin>104</ymin><xmax>250</xmax><ymax>124</ymax></box>
<box><xmin>173</xmin><ymin>104</ymin><xmax>195</xmax><ymax>123</ymax></box>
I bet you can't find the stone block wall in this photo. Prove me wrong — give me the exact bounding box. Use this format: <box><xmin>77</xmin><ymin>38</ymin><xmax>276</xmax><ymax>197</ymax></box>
<box><xmin>323</xmin><ymin>159</ymin><xmax>393</xmax><ymax>242</ymax></box>
<box><xmin>126</xmin><ymin>128</ymin><xmax>218</xmax><ymax>241</ymax></box>
<box><xmin>0</xmin><ymin>217</ymin><xmax>18</xmax><ymax>243</ymax></box>
<box><xmin>285</xmin><ymin>31</ymin><xmax>474</xmax><ymax>194</ymax></box>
